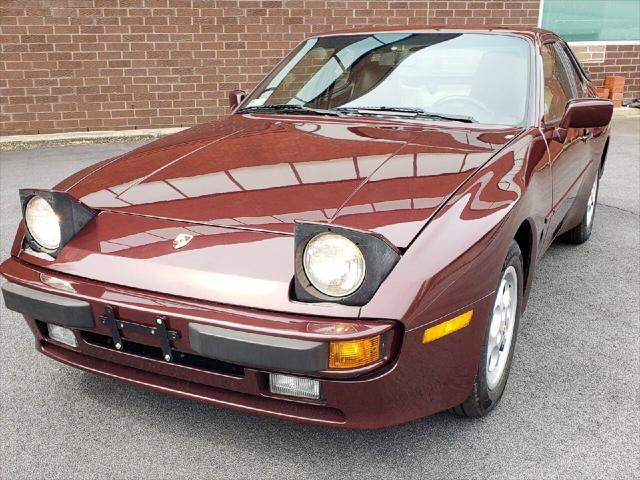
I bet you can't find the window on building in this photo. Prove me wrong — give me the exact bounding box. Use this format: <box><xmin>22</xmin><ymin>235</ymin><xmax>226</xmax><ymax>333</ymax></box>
<box><xmin>540</xmin><ymin>0</ymin><xmax>640</xmax><ymax>42</ymax></box>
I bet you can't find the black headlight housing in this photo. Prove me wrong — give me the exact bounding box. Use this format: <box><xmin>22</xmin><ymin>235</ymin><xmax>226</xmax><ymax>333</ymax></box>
<box><xmin>293</xmin><ymin>222</ymin><xmax>401</xmax><ymax>306</ymax></box>
<box><xmin>19</xmin><ymin>189</ymin><xmax>97</xmax><ymax>258</ymax></box>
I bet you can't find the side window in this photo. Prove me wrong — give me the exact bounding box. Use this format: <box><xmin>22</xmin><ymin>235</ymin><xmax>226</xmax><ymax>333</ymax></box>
<box><xmin>555</xmin><ymin>43</ymin><xmax>587</xmax><ymax>97</ymax></box>
<box><xmin>541</xmin><ymin>43</ymin><xmax>574</xmax><ymax>123</ymax></box>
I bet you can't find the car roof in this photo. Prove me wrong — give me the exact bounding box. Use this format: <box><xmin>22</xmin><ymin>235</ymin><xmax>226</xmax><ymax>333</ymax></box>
<box><xmin>312</xmin><ymin>24</ymin><xmax>556</xmax><ymax>42</ymax></box>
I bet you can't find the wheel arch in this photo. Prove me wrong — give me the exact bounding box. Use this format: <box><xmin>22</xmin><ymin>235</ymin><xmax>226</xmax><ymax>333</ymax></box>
<box><xmin>513</xmin><ymin>218</ymin><xmax>536</xmax><ymax>310</ymax></box>
<box><xmin>599</xmin><ymin>137</ymin><xmax>610</xmax><ymax>178</ymax></box>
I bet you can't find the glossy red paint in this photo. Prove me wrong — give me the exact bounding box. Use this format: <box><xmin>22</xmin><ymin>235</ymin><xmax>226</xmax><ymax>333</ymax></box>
<box><xmin>0</xmin><ymin>256</ymin><xmax>491</xmax><ymax>428</ymax></box>
<box><xmin>0</xmin><ymin>26</ymin><xmax>613</xmax><ymax>428</ymax></box>
<box><xmin>62</xmin><ymin>115</ymin><xmax>518</xmax><ymax>248</ymax></box>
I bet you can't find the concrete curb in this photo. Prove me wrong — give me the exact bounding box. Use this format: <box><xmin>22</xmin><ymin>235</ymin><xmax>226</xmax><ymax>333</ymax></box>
<box><xmin>0</xmin><ymin>127</ymin><xmax>188</xmax><ymax>151</ymax></box>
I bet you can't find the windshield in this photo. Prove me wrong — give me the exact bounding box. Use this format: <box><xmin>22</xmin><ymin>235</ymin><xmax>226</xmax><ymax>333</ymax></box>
<box><xmin>242</xmin><ymin>33</ymin><xmax>531</xmax><ymax>125</ymax></box>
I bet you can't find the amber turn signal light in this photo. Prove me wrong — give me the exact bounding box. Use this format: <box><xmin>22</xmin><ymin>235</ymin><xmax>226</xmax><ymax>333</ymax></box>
<box><xmin>422</xmin><ymin>310</ymin><xmax>473</xmax><ymax>343</ymax></box>
<box><xmin>329</xmin><ymin>335</ymin><xmax>381</xmax><ymax>369</ymax></box>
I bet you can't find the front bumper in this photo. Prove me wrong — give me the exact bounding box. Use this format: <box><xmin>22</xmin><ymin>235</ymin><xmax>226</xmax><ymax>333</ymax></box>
<box><xmin>1</xmin><ymin>257</ymin><xmax>492</xmax><ymax>429</ymax></box>
<box><xmin>4</xmin><ymin>281</ymin><xmax>332</xmax><ymax>373</ymax></box>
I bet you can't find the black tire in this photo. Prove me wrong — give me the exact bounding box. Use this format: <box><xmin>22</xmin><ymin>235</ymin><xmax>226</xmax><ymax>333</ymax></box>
<box><xmin>558</xmin><ymin>172</ymin><xmax>599</xmax><ymax>244</ymax></box>
<box><xmin>451</xmin><ymin>241</ymin><xmax>524</xmax><ymax>418</ymax></box>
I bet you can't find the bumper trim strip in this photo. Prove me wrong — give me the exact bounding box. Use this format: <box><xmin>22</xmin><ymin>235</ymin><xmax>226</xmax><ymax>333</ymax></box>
<box><xmin>1</xmin><ymin>281</ymin><xmax>94</xmax><ymax>328</ymax></box>
<box><xmin>189</xmin><ymin>323</ymin><xmax>328</xmax><ymax>373</ymax></box>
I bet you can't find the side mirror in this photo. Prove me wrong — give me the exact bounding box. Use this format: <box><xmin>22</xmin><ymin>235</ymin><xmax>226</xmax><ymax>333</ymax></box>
<box><xmin>228</xmin><ymin>89</ymin><xmax>246</xmax><ymax>110</ymax></box>
<box><xmin>555</xmin><ymin>98</ymin><xmax>613</xmax><ymax>142</ymax></box>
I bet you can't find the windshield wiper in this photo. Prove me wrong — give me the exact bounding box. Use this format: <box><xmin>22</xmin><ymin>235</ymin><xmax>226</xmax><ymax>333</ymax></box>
<box><xmin>236</xmin><ymin>104</ymin><xmax>342</xmax><ymax>117</ymax></box>
<box><xmin>335</xmin><ymin>106</ymin><xmax>476</xmax><ymax>123</ymax></box>
<box><xmin>237</xmin><ymin>104</ymin><xmax>476</xmax><ymax>122</ymax></box>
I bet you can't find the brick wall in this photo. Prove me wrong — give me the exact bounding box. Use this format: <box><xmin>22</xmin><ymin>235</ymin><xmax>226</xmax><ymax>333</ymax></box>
<box><xmin>580</xmin><ymin>44</ymin><xmax>640</xmax><ymax>102</ymax></box>
<box><xmin>0</xmin><ymin>0</ymin><xmax>636</xmax><ymax>136</ymax></box>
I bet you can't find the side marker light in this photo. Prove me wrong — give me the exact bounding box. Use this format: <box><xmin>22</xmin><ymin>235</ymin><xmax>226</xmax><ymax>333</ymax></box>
<box><xmin>422</xmin><ymin>310</ymin><xmax>473</xmax><ymax>343</ymax></box>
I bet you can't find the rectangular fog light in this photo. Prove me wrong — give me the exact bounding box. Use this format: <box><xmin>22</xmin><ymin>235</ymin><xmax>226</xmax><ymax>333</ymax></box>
<box><xmin>269</xmin><ymin>373</ymin><xmax>320</xmax><ymax>400</ymax></box>
<box><xmin>47</xmin><ymin>324</ymin><xmax>77</xmax><ymax>348</ymax></box>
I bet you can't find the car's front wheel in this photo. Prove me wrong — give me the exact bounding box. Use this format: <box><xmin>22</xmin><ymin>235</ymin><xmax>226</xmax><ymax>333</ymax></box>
<box><xmin>451</xmin><ymin>241</ymin><xmax>523</xmax><ymax>418</ymax></box>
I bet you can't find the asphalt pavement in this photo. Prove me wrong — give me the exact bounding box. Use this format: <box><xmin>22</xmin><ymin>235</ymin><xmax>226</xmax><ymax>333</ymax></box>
<box><xmin>1</xmin><ymin>111</ymin><xmax>638</xmax><ymax>480</ymax></box>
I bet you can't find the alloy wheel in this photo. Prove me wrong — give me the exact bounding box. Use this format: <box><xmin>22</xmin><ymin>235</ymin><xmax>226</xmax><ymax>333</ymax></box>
<box><xmin>486</xmin><ymin>265</ymin><xmax>518</xmax><ymax>390</ymax></box>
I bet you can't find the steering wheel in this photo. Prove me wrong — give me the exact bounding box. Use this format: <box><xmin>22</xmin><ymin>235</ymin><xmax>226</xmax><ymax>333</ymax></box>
<box><xmin>430</xmin><ymin>95</ymin><xmax>492</xmax><ymax>120</ymax></box>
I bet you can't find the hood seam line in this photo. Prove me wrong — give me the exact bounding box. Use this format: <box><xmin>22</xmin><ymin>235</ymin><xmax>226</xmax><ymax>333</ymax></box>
<box><xmin>327</xmin><ymin>132</ymin><xmax>421</xmax><ymax>223</ymax></box>
<box><xmin>115</xmin><ymin>128</ymin><xmax>245</xmax><ymax>200</ymax></box>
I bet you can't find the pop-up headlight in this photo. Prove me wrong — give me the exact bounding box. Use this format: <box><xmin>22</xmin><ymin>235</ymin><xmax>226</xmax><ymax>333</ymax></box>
<box><xmin>19</xmin><ymin>189</ymin><xmax>96</xmax><ymax>258</ymax></box>
<box><xmin>24</xmin><ymin>195</ymin><xmax>61</xmax><ymax>251</ymax></box>
<box><xmin>303</xmin><ymin>232</ymin><xmax>366</xmax><ymax>297</ymax></box>
<box><xmin>294</xmin><ymin>222</ymin><xmax>401</xmax><ymax>306</ymax></box>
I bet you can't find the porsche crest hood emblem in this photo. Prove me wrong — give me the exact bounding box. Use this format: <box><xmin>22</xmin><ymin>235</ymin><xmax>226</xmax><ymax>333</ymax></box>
<box><xmin>173</xmin><ymin>233</ymin><xmax>194</xmax><ymax>249</ymax></box>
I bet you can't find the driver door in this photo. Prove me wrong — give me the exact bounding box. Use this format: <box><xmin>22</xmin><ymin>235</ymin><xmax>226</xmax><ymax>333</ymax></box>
<box><xmin>540</xmin><ymin>42</ymin><xmax>591</xmax><ymax>243</ymax></box>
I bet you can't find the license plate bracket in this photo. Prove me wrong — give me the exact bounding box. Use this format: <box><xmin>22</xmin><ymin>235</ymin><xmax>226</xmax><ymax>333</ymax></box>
<box><xmin>99</xmin><ymin>305</ymin><xmax>180</xmax><ymax>362</ymax></box>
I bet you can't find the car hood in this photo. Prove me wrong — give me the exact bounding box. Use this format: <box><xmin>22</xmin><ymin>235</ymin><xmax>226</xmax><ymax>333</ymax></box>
<box><xmin>65</xmin><ymin>114</ymin><xmax>522</xmax><ymax>248</ymax></box>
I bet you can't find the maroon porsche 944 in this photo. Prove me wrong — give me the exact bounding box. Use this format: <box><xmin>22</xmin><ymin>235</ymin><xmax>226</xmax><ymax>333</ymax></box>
<box><xmin>1</xmin><ymin>26</ymin><xmax>613</xmax><ymax>429</ymax></box>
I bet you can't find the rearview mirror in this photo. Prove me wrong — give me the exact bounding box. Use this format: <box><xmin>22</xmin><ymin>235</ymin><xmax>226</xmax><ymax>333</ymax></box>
<box><xmin>228</xmin><ymin>89</ymin><xmax>246</xmax><ymax>110</ymax></box>
<box><xmin>555</xmin><ymin>98</ymin><xmax>613</xmax><ymax>142</ymax></box>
